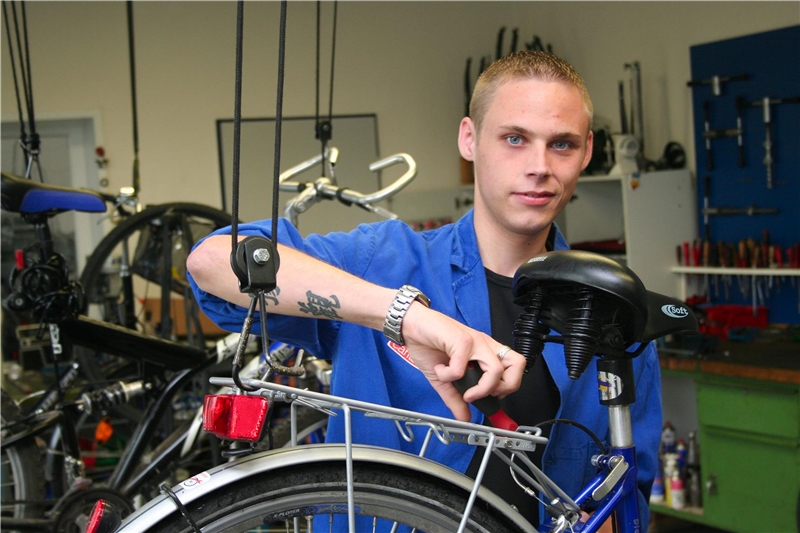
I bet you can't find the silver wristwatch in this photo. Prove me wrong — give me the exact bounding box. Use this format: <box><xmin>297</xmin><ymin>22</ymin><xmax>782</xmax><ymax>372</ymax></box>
<box><xmin>383</xmin><ymin>285</ymin><xmax>431</xmax><ymax>345</ymax></box>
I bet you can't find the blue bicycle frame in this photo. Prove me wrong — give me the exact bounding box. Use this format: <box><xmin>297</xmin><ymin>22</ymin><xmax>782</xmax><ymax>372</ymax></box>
<box><xmin>544</xmin><ymin>356</ymin><xmax>644</xmax><ymax>533</ymax></box>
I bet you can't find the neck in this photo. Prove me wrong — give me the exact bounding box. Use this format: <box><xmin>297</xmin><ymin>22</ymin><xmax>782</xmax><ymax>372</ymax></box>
<box><xmin>474</xmin><ymin>217</ymin><xmax>550</xmax><ymax>278</ymax></box>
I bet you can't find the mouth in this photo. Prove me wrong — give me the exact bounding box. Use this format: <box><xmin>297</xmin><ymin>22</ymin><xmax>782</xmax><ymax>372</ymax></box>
<box><xmin>513</xmin><ymin>191</ymin><xmax>555</xmax><ymax>206</ymax></box>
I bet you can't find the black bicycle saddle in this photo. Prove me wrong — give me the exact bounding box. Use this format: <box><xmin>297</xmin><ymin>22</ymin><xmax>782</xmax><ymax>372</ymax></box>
<box><xmin>1</xmin><ymin>171</ymin><xmax>106</xmax><ymax>215</ymax></box>
<box><xmin>512</xmin><ymin>250</ymin><xmax>697</xmax><ymax>379</ymax></box>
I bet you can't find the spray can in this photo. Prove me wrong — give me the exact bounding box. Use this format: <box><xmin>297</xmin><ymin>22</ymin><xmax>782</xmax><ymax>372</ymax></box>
<box><xmin>660</xmin><ymin>421</ymin><xmax>677</xmax><ymax>456</ymax></box>
<box><xmin>676</xmin><ymin>439</ymin><xmax>687</xmax><ymax>475</ymax></box>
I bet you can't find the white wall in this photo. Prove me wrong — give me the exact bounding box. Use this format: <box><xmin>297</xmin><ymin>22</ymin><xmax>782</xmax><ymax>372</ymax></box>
<box><xmin>2</xmin><ymin>1</ymin><xmax>796</xmax><ymax>215</ymax></box>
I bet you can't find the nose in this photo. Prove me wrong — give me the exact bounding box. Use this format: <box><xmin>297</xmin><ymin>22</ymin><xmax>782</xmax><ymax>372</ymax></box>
<box><xmin>524</xmin><ymin>142</ymin><xmax>551</xmax><ymax>179</ymax></box>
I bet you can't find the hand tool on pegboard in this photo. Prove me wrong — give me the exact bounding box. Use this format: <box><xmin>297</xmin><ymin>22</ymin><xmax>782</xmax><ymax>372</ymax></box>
<box><xmin>744</xmin><ymin>95</ymin><xmax>800</xmax><ymax>189</ymax></box>
<box><xmin>759</xmin><ymin>230</ymin><xmax>771</xmax><ymax>298</ymax></box>
<box><xmin>788</xmin><ymin>244</ymin><xmax>800</xmax><ymax>313</ymax></box>
<box><xmin>702</xmin><ymin>203</ymin><xmax>779</xmax><ymax>218</ymax></box>
<box><xmin>717</xmin><ymin>240</ymin><xmax>731</xmax><ymax>301</ymax></box>
<box><xmin>700</xmin><ymin>99</ymin><xmax>746</xmax><ymax>171</ymax></box>
<box><xmin>736</xmin><ymin>240</ymin><xmax>750</xmax><ymax>300</ymax></box>
<box><xmin>702</xmin><ymin>101</ymin><xmax>714</xmax><ymax>171</ymax></box>
<box><xmin>686</xmin><ymin>72</ymin><xmax>749</xmax><ymax>96</ymax></box>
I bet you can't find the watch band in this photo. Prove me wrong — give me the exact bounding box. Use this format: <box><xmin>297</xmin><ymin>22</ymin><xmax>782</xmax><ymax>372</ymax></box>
<box><xmin>383</xmin><ymin>285</ymin><xmax>431</xmax><ymax>346</ymax></box>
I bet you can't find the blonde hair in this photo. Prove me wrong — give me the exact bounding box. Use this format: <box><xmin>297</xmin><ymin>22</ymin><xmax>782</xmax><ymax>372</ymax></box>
<box><xmin>469</xmin><ymin>50</ymin><xmax>593</xmax><ymax>132</ymax></box>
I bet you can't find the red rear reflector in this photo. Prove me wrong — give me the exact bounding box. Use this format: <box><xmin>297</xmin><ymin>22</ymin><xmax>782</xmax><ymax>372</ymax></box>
<box><xmin>202</xmin><ymin>394</ymin><xmax>269</xmax><ymax>442</ymax></box>
<box><xmin>15</xmin><ymin>250</ymin><xmax>25</xmax><ymax>270</ymax></box>
<box><xmin>84</xmin><ymin>499</ymin><xmax>122</xmax><ymax>533</ymax></box>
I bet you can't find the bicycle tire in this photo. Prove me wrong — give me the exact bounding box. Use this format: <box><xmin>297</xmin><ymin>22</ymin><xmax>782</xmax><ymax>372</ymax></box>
<box><xmin>0</xmin><ymin>388</ymin><xmax>46</xmax><ymax>524</ymax></box>
<box><xmin>77</xmin><ymin>202</ymin><xmax>232</xmax><ymax>383</ymax></box>
<box><xmin>130</xmin><ymin>462</ymin><xmax>522</xmax><ymax>533</ymax></box>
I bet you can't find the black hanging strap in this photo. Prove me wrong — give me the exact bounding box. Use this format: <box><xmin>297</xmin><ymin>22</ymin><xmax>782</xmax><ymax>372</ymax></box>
<box><xmin>271</xmin><ymin>0</ymin><xmax>288</xmax><ymax>241</ymax></box>
<box><xmin>3</xmin><ymin>1</ymin><xmax>41</xmax><ymax>180</ymax></box>
<box><xmin>127</xmin><ymin>1</ymin><xmax>141</xmax><ymax>194</ymax></box>
<box><xmin>2</xmin><ymin>3</ymin><xmax>27</xmax><ymax>142</ymax></box>
<box><xmin>230</xmin><ymin>0</ymin><xmax>245</xmax><ymax>251</ymax></box>
<box><xmin>314</xmin><ymin>1</ymin><xmax>338</xmax><ymax>171</ymax></box>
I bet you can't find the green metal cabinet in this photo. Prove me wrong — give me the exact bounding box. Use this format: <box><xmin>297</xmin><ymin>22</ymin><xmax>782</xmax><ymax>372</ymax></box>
<box><xmin>696</xmin><ymin>376</ymin><xmax>799</xmax><ymax>533</ymax></box>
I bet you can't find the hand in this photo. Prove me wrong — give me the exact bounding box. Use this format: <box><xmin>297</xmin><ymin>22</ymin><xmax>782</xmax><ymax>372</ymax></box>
<box><xmin>401</xmin><ymin>303</ymin><xmax>526</xmax><ymax>421</ymax></box>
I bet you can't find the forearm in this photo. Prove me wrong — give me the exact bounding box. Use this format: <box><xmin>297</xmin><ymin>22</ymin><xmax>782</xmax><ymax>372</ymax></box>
<box><xmin>187</xmin><ymin>234</ymin><xmax>395</xmax><ymax>331</ymax></box>
<box><xmin>187</xmin><ymin>232</ymin><xmax>527</xmax><ymax>421</ymax></box>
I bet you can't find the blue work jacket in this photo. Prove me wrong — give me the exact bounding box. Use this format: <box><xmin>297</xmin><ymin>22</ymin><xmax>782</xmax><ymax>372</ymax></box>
<box><xmin>189</xmin><ymin>210</ymin><xmax>661</xmax><ymax>529</ymax></box>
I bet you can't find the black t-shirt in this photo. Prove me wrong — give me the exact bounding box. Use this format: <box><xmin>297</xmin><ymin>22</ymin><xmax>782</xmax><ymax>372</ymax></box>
<box><xmin>465</xmin><ymin>231</ymin><xmax>561</xmax><ymax>527</ymax></box>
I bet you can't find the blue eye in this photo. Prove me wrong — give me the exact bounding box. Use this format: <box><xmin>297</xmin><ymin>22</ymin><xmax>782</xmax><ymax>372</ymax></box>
<box><xmin>553</xmin><ymin>141</ymin><xmax>570</xmax><ymax>150</ymax></box>
<box><xmin>507</xmin><ymin>135</ymin><xmax>523</xmax><ymax>146</ymax></box>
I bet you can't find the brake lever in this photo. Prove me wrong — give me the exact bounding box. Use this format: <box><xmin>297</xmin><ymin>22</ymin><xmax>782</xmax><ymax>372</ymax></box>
<box><xmin>358</xmin><ymin>203</ymin><xmax>397</xmax><ymax>220</ymax></box>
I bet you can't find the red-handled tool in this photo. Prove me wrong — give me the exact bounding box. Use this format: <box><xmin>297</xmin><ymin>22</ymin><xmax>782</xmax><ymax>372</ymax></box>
<box><xmin>454</xmin><ymin>362</ymin><xmax>519</xmax><ymax>431</ymax></box>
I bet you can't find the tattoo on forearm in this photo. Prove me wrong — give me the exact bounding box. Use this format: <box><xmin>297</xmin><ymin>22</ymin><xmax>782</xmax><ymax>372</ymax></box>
<box><xmin>262</xmin><ymin>287</ymin><xmax>280</xmax><ymax>307</ymax></box>
<box><xmin>298</xmin><ymin>291</ymin><xmax>342</xmax><ymax>319</ymax></box>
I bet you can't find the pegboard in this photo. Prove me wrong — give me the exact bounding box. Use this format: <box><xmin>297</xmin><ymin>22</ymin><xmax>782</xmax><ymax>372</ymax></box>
<box><xmin>689</xmin><ymin>25</ymin><xmax>800</xmax><ymax>324</ymax></box>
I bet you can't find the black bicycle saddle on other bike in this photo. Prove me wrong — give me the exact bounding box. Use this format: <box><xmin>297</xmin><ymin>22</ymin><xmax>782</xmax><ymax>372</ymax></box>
<box><xmin>512</xmin><ymin>250</ymin><xmax>697</xmax><ymax>379</ymax></box>
<box><xmin>2</xmin><ymin>171</ymin><xmax>106</xmax><ymax>215</ymax></box>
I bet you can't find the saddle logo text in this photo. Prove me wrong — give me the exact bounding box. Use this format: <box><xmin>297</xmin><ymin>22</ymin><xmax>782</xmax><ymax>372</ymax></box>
<box><xmin>661</xmin><ymin>304</ymin><xmax>689</xmax><ymax>318</ymax></box>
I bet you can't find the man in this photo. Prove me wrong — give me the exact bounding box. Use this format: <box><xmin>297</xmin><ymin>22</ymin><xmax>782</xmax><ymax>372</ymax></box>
<box><xmin>188</xmin><ymin>51</ymin><xmax>661</xmax><ymax>530</ymax></box>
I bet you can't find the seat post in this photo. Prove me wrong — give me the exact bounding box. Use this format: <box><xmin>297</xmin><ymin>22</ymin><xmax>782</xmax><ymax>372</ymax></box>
<box><xmin>25</xmin><ymin>213</ymin><xmax>56</xmax><ymax>262</ymax></box>
<box><xmin>597</xmin><ymin>357</ymin><xmax>636</xmax><ymax>448</ymax></box>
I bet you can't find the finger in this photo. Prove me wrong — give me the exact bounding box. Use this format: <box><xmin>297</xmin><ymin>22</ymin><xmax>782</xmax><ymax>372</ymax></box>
<box><xmin>431</xmin><ymin>380</ymin><xmax>472</xmax><ymax>421</ymax></box>
<box><xmin>493</xmin><ymin>350</ymin><xmax>526</xmax><ymax>396</ymax></box>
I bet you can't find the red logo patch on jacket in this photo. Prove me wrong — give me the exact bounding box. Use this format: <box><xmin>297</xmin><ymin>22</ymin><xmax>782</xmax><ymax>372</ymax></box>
<box><xmin>387</xmin><ymin>341</ymin><xmax>418</xmax><ymax>369</ymax></box>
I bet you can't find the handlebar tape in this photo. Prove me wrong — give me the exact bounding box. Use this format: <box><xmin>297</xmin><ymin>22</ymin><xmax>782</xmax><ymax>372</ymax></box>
<box><xmin>454</xmin><ymin>362</ymin><xmax>519</xmax><ymax>432</ymax></box>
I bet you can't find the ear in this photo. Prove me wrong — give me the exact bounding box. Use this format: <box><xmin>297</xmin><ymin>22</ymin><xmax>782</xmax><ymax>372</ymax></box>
<box><xmin>580</xmin><ymin>130</ymin><xmax>594</xmax><ymax>171</ymax></box>
<box><xmin>458</xmin><ymin>117</ymin><xmax>477</xmax><ymax>161</ymax></box>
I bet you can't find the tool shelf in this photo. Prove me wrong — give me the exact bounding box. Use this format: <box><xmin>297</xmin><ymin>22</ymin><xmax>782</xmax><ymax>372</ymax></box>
<box><xmin>671</xmin><ymin>266</ymin><xmax>800</xmax><ymax>304</ymax></box>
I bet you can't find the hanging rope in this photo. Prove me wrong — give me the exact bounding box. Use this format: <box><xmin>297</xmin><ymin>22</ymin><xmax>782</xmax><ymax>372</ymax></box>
<box><xmin>327</xmin><ymin>1</ymin><xmax>338</xmax><ymax>126</ymax></box>
<box><xmin>2</xmin><ymin>1</ymin><xmax>41</xmax><ymax>180</ymax></box>
<box><xmin>271</xmin><ymin>0</ymin><xmax>288</xmax><ymax>241</ymax></box>
<box><xmin>314</xmin><ymin>0</ymin><xmax>338</xmax><ymax>176</ymax></box>
<box><xmin>2</xmin><ymin>3</ymin><xmax>27</xmax><ymax>144</ymax></box>
<box><xmin>227</xmin><ymin>0</ymin><xmax>291</xmax><ymax>392</ymax></box>
<box><xmin>127</xmin><ymin>1</ymin><xmax>141</xmax><ymax>195</ymax></box>
<box><xmin>229</xmin><ymin>0</ymin><xmax>245</xmax><ymax>251</ymax></box>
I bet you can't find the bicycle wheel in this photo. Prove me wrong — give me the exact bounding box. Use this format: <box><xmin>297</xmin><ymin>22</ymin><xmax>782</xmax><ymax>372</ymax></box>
<box><xmin>0</xmin><ymin>388</ymin><xmax>46</xmax><ymax>524</ymax></box>
<box><xmin>78</xmin><ymin>202</ymin><xmax>232</xmax><ymax>382</ymax></box>
<box><xmin>132</xmin><ymin>462</ymin><xmax>522</xmax><ymax>533</ymax></box>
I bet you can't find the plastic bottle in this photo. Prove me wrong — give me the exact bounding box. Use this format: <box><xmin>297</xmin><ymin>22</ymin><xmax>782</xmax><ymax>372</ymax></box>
<box><xmin>670</xmin><ymin>470</ymin><xmax>686</xmax><ymax>509</ymax></box>
<box><xmin>687</xmin><ymin>431</ymin><xmax>700</xmax><ymax>469</ymax></box>
<box><xmin>660</xmin><ymin>421</ymin><xmax>677</xmax><ymax>456</ymax></box>
<box><xmin>662</xmin><ymin>454</ymin><xmax>678</xmax><ymax>506</ymax></box>
<box><xmin>650</xmin><ymin>458</ymin><xmax>665</xmax><ymax>504</ymax></box>
<box><xmin>686</xmin><ymin>431</ymin><xmax>702</xmax><ymax>508</ymax></box>
<box><xmin>676</xmin><ymin>439</ymin><xmax>687</xmax><ymax>475</ymax></box>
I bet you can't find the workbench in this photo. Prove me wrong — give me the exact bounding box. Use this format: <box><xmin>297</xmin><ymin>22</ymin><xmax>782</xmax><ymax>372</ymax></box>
<box><xmin>654</xmin><ymin>338</ymin><xmax>799</xmax><ymax>532</ymax></box>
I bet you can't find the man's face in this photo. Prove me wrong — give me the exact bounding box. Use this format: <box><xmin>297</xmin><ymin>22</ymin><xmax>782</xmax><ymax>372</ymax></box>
<box><xmin>459</xmin><ymin>78</ymin><xmax>593</xmax><ymax>240</ymax></box>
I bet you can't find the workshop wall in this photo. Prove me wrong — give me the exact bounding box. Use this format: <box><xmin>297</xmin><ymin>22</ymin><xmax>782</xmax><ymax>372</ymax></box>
<box><xmin>1</xmin><ymin>2</ymin><xmax>796</xmax><ymax>216</ymax></box>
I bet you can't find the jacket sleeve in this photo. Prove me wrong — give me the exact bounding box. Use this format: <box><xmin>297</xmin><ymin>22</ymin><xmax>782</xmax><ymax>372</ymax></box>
<box><xmin>186</xmin><ymin>219</ymin><xmax>336</xmax><ymax>357</ymax></box>
<box><xmin>630</xmin><ymin>340</ymin><xmax>663</xmax><ymax>527</ymax></box>
<box><xmin>186</xmin><ymin>218</ymin><xmax>387</xmax><ymax>358</ymax></box>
